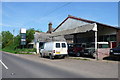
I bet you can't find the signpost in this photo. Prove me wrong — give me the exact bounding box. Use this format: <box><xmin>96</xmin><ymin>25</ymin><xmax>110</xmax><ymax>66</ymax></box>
<box><xmin>20</xmin><ymin>28</ymin><xmax>26</xmax><ymax>48</ymax></box>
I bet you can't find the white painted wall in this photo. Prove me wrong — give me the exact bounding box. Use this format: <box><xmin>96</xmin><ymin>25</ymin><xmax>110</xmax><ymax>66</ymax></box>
<box><xmin>36</xmin><ymin>42</ymin><xmax>39</xmax><ymax>54</ymax></box>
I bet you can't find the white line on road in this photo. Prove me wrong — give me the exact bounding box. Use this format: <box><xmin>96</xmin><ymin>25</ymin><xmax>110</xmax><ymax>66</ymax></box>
<box><xmin>0</xmin><ymin>60</ymin><xmax>8</xmax><ymax>69</ymax></box>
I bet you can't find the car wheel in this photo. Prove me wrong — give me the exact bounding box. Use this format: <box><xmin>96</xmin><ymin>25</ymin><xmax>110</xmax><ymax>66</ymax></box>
<box><xmin>40</xmin><ymin>53</ymin><xmax>42</xmax><ymax>57</ymax></box>
<box><xmin>76</xmin><ymin>52</ymin><xmax>81</xmax><ymax>57</ymax></box>
<box><xmin>58</xmin><ymin>55</ymin><xmax>63</xmax><ymax>59</ymax></box>
<box><xmin>40</xmin><ymin>53</ymin><xmax>43</xmax><ymax>58</ymax></box>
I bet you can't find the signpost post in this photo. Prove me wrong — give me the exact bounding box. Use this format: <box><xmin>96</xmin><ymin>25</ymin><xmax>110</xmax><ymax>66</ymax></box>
<box><xmin>93</xmin><ymin>23</ymin><xmax>98</xmax><ymax>60</ymax></box>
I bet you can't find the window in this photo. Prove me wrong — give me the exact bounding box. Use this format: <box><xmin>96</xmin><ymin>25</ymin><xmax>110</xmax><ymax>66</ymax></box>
<box><xmin>110</xmin><ymin>35</ymin><xmax>116</xmax><ymax>41</ymax></box>
<box><xmin>62</xmin><ymin>43</ymin><xmax>66</xmax><ymax>48</ymax></box>
<box><xmin>39</xmin><ymin>42</ymin><xmax>45</xmax><ymax>48</ymax></box>
<box><xmin>41</xmin><ymin>45</ymin><xmax>44</xmax><ymax>49</ymax></box>
<box><xmin>117</xmin><ymin>45</ymin><xmax>120</xmax><ymax>48</ymax></box>
<box><xmin>98</xmin><ymin>44</ymin><xmax>109</xmax><ymax>48</ymax></box>
<box><xmin>56</xmin><ymin>43</ymin><xmax>60</xmax><ymax>48</ymax></box>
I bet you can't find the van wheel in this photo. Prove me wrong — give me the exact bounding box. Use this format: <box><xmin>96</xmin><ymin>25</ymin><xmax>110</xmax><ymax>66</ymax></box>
<box><xmin>40</xmin><ymin>53</ymin><xmax>43</xmax><ymax>57</ymax></box>
<box><xmin>62</xmin><ymin>55</ymin><xmax>66</xmax><ymax>59</ymax></box>
<box><xmin>76</xmin><ymin>52</ymin><xmax>81</xmax><ymax>57</ymax></box>
<box><xmin>49</xmin><ymin>54</ymin><xmax>54</xmax><ymax>60</ymax></box>
<box><xmin>40</xmin><ymin>53</ymin><xmax>44</xmax><ymax>58</ymax></box>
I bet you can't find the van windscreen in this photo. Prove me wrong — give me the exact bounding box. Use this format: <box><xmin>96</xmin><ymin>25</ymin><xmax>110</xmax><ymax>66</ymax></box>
<box><xmin>56</xmin><ymin>43</ymin><xmax>60</xmax><ymax>48</ymax></box>
<box><xmin>62</xmin><ymin>43</ymin><xmax>66</xmax><ymax>48</ymax></box>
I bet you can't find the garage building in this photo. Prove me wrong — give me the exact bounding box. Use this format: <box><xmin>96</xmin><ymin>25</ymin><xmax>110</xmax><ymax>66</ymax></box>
<box><xmin>52</xmin><ymin>15</ymin><xmax>120</xmax><ymax>59</ymax></box>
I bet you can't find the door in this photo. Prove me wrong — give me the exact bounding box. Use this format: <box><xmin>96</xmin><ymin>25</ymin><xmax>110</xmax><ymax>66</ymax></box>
<box><xmin>60</xmin><ymin>43</ymin><xmax>67</xmax><ymax>54</ymax></box>
<box><xmin>55</xmin><ymin>43</ymin><xmax>61</xmax><ymax>54</ymax></box>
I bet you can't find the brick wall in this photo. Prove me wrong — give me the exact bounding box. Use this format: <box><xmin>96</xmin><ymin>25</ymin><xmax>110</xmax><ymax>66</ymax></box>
<box><xmin>117</xmin><ymin>29</ymin><xmax>120</xmax><ymax>45</ymax></box>
<box><xmin>97</xmin><ymin>48</ymin><xmax>110</xmax><ymax>60</ymax></box>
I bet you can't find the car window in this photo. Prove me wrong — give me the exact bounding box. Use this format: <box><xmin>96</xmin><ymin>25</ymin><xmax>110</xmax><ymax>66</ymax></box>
<box><xmin>98</xmin><ymin>44</ymin><xmax>109</xmax><ymax>48</ymax></box>
<box><xmin>62</xmin><ymin>43</ymin><xmax>66</xmax><ymax>48</ymax></box>
<box><xmin>56</xmin><ymin>43</ymin><xmax>60</xmax><ymax>48</ymax></box>
<box><xmin>68</xmin><ymin>44</ymin><xmax>73</xmax><ymax>49</ymax></box>
<box><xmin>76</xmin><ymin>44</ymin><xmax>81</xmax><ymax>47</ymax></box>
<box><xmin>41</xmin><ymin>45</ymin><xmax>44</xmax><ymax>49</ymax></box>
<box><xmin>117</xmin><ymin>45</ymin><xmax>120</xmax><ymax>48</ymax></box>
<box><xmin>39</xmin><ymin>42</ymin><xmax>45</xmax><ymax>48</ymax></box>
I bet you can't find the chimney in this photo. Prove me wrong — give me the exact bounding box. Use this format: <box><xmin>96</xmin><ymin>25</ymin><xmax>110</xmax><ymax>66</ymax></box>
<box><xmin>48</xmin><ymin>22</ymin><xmax>52</xmax><ymax>33</ymax></box>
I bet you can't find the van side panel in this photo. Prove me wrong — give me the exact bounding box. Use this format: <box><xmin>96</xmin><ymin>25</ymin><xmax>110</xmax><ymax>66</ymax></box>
<box><xmin>45</xmin><ymin>42</ymin><xmax>54</xmax><ymax>51</ymax></box>
<box><xmin>45</xmin><ymin>42</ymin><xmax>54</xmax><ymax>55</ymax></box>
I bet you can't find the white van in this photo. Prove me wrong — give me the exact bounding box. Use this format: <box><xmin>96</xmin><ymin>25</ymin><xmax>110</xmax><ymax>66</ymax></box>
<box><xmin>40</xmin><ymin>41</ymin><xmax>68</xmax><ymax>59</ymax></box>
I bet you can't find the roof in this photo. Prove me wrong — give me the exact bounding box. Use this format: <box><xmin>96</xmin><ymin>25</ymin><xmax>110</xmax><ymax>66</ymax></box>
<box><xmin>52</xmin><ymin>23</ymin><xmax>95</xmax><ymax>36</ymax></box>
<box><xmin>53</xmin><ymin>15</ymin><xmax>119</xmax><ymax>32</ymax></box>
<box><xmin>34</xmin><ymin>32</ymin><xmax>66</xmax><ymax>42</ymax></box>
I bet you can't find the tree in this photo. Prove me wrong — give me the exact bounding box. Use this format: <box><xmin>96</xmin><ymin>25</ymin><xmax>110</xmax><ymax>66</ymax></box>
<box><xmin>2</xmin><ymin>34</ymin><xmax>21</xmax><ymax>50</ymax></box>
<box><xmin>2</xmin><ymin>31</ymin><xmax>13</xmax><ymax>48</ymax></box>
<box><xmin>10</xmin><ymin>35</ymin><xmax>21</xmax><ymax>49</ymax></box>
<box><xmin>26</xmin><ymin>28</ymin><xmax>35</xmax><ymax>45</ymax></box>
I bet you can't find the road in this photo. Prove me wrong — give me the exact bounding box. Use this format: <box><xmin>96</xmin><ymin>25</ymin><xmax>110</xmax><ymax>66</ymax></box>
<box><xmin>1</xmin><ymin>51</ymin><xmax>119</xmax><ymax>78</ymax></box>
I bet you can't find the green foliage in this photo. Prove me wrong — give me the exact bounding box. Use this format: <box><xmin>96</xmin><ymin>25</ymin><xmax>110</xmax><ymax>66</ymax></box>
<box><xmin>2</xmin><ymin>31</ymin><xmax>13</xmax><ymax>48</ymax></box>
<box><xmin>3</xmin><ymin>35</ymin><xmax>21</xmax><ymax>50</ymax></box>
<box><xmin>2</xmin><ymin>28</ymin><xmax>37</xmax><ymax>54</ymax></box>
<box><xmin>16</xmin><ymin>48</ymin><xmax>36</xmax><ymax>52</ymax></box>
<box><xmin>26</xmin><ymin>28</ymin><xmax>35</xmax><ymax>45</ymax></box>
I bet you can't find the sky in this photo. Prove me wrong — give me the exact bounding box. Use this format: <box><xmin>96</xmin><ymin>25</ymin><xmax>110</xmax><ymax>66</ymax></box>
<box><xmin>1</xmin><ymin>2</ymin><xmax>118</xmax><ymax>36</ymax></box>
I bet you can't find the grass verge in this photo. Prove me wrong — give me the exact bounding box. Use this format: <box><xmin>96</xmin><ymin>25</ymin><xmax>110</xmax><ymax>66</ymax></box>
<box><xmin>69</xmin><ymin>57</ymin><xmax>90</xmax><ymax>61</ymax></box>
<box><xmin>2</xmin><ymin>48</ymin><xmax>36</xmax><ymax>55</ymax></box>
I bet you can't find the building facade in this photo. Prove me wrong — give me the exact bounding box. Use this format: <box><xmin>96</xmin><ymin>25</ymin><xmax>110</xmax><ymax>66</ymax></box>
<box><xmin>52</xmin><ymin>15</ymin><xmax>120</xmax><ymax>59</ymax></box>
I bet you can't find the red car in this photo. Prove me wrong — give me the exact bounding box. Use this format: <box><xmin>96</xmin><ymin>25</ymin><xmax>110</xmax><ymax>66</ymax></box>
<box><xmin>68</xmin><ymin>44</ymin><xmax>84</xmax><ymax>57</ymax></box>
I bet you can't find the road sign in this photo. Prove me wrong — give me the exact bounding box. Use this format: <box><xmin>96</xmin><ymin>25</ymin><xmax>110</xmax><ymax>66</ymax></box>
<box><xmin>20</xmin><ymin>28</ymin><xmax>26</xmax><ymax>46</ymax></box>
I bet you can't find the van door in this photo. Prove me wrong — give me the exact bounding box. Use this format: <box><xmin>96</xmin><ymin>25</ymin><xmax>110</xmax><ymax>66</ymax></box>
<box><xmin>55</xmin><ymin>43</ymin><xmax>61</xmax><ymax>54</ymax></box>
<box><xmin>60</xmin><ymin>43</ymin><xmax>67</xmax><ymax>54</ymax></box>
